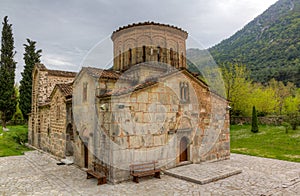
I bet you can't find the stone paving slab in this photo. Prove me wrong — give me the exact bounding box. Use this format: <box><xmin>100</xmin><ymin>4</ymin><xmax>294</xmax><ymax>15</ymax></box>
<box><xmin>164</xmin><ymin>162</ymin><xmax>242</xmax><ymax>185</ymax></box>
<box><xmin>0</xmin><ymin>151</ymin><xmax>300</xmax><ymax>195</ymax></box>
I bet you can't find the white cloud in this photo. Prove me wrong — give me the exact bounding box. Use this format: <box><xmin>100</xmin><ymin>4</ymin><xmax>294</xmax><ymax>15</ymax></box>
<box><xmin>0</xmin><ymin>0</ymin><xmax>278</xmax><ymax>82</ymax></box>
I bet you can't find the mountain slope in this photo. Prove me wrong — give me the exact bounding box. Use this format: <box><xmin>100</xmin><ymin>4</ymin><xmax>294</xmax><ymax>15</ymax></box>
<box><xmin>209</xmin><ymin>0</ymin><xmax>300</xmax><ymax>86</ymax></box>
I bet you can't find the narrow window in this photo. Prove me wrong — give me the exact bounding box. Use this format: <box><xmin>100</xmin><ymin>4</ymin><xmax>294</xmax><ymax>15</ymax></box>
<box><xmin>181</xmin><ymin>52</ymin><xmax>184</xmax><ymax>67</ymax></box>
<box><xmin>142</xmin><ymin>45</ymin><xmax>146</xmax><ymax>62</ymax></box>
<box><xmin>119</xmin><ymin>50</ymin><xmax>122</xmax><ymax>69</ymax></box>
<box><xmin>83</xmin><ymin>82</ymin><xmax>88</xmax><ymax>102</ymax></box>
<box><xmin>180</xmin><ymin>82</ymin><xmax>184</xmax><ymax>100</ymax></box>
<box><xmin>56</xmin><ymin>97</ymin><xmax>60</xmax><ymax>121</ymax></box>
<box><xmin>180</xmin><ymin>82</ymin><xmax>189</xmax><ymax>103</ymax></box>
<box><xmin>129</xmin><ymin>48</ymin><xmax>132</xmax><ymax>65</ymax></box>
<box><xmin>170</xmin><ymin>48</ymin><xmax>174</xmax><ymax>66</ymax></box>
<box><xmin>157</xmin><ymin>46</ymin><xmax>161</xmax><ymax>62</ymax></box>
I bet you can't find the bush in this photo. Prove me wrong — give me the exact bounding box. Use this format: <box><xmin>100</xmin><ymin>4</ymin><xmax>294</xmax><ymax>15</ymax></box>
<box><xmin>11</xmin><ymin>130</ymin><xmax>28</xmax><ymax>145</ymax></box>
<box><xmin>251</xmin><ymin>106</ymin><xmax>259</xmax><ymax>133</ymax></box>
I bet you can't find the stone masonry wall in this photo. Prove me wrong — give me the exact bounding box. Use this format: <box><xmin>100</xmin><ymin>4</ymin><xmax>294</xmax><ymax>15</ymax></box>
<box><xmin>97</xmin><ymin>70</ymin><xmax>230</xmax><ymax>183</ymax></box>
<box><xmin>30</xmin><ymin>65</ymin><xmax>75</xmax><ymax>151</ymax></box>
<box><xmin>112</xmin><ymin>23</ymin><xmax>188</xmax><ymax>71</ymax></box>
<box><xmin>49</xmin><ymin>90</ymin><xmax>68</xmax><ymax>158</ymax></box>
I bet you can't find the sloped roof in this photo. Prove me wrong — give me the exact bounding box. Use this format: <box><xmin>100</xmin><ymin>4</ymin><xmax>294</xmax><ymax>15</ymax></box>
<box><xmin>34</xmin><ymin>63</ymin><xmax>77</xmax><ymax>77</ymax></box>
<box><xmin>97</xmin><ymin>68</ymin><xmax>225</xmax><ymax>100</ymax></box>
<box><xmin>56</xmin><ymin>83</ymin><xmax>73</xmax><ymax>97</ymax></box>
<box><xmin>47</xmin><ymin>69</ymin><xmax>77</xmax><ymax>77</ymax></box>
<box><xmin>98</xmin><ymin>80</ymin><xmax>158</xmax><ymax>98</ymax></box>
<box><xmin>83</xmin><ymin>67</ymin><xmax>132</xmax><ymax>80</ymax></box>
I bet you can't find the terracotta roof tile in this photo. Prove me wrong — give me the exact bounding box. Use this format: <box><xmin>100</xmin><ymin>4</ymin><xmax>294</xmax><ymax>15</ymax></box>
<box><xmin>47</xmin><ymin>70</ymin><xmax>77</xmax><ymax>77</ymax></box>
<box><xmin>84</xmin><ymin>67</ymin><xmax>132</xmax><ymax>80</ymax></box>
<box><xmin>56</xmin><ymin>83</ymin><xmax>73</xmax><ymax>97</ymax></box>
<box><xmin>112</xmin><ymin>21</ymin><xmax>188</xmax><ymax>35</ymax></box>
<box><xmin>98</xmin><ymin>80</ymin><xmax>157</xmax><ymax>98</ymax></box>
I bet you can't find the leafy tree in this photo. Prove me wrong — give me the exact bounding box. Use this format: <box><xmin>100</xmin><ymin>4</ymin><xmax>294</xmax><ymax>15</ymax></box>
<box><xmin>251</xmin><ymin>106</ymin><xmax>259</xmax><ymax>133</ymax></box>
<box><xmin>19</xmin><ymin>39</ymin><xmax>42</xmax><ymax>120</ymax></box>
<box><xmin>221</xmin><ymin>63</ymin><xmax>253</xmax><ymax>116</ymax></box>
<box><xmin>251</xmin><ymin>83</ymin><xmax>279</xmax><ymax>116</ymax></box>
<box><xmin>210</xmin><ymin>0</ymin><xmax>300</xmax><ymax>86</ymax></box>
<box><xmin>0</xmin><ymin>16</ymin><xmax>17</xmax><ymax>129</ymax></box>
<box><xmin>283</xmin><ymin>95</ymin><xmax>300</xmax><ymax>130</ymax></box>
<box><xmin>12</xmin><ymin>84</ymin><xmax>24</xmax><ymax>124</ymax></box>
<box><xmin>269</xmin><ymin>79</ymin><xmax>296</xmax><ymax>115</ymax></box>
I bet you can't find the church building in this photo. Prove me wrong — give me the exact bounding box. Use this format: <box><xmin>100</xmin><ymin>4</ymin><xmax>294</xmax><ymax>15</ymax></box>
<box><xmin>29</xmin><ymin>22</ymin><xmax>230</xmax><ymax>183</ymax></box>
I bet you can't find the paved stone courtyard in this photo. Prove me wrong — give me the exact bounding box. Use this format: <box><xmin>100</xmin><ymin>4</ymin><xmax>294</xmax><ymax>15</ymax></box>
<box><xmin>0</xmin><ymin>151</ymin><xmax>299</xmax><ymax>195</ymax></box>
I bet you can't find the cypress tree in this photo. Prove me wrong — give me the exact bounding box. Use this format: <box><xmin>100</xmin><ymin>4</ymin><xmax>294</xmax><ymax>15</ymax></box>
<box><xmin>19</xmin><ymin>39</ymin><xmax>42</xmax><ymax>120</ymax></box>
<box><xmin>0</xmin><ymin>16</ymin><xmax>17</xmax><ymax>129</ymax></box>
<box><xmin>251</xmin><ymin>106</ymin><xmax>259</xmax><ymax>133</ymax></box>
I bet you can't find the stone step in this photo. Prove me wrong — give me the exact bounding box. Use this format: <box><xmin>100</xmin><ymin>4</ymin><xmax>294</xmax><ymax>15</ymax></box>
<box><xmin>164</xmin><ymin>162</ymin><xmax>242</xmax><ymax>185</ymax></box>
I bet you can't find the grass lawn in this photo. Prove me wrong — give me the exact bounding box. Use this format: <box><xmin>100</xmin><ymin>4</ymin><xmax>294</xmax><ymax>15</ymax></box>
<box><xmin>231</xmin><ymin>124</ymin><xmax>300</xmax><ymax>162</ymax></box>
<box><xmin>0</xmin><ymin>125</ymin><xmax>31</xmax><ymax>157</ymax></box>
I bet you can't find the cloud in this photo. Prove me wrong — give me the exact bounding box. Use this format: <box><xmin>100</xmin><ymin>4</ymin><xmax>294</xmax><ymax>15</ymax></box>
<box><xmin>0</xmin><ymin>0</ymin><xmax>278</xmax><ymax>83</ymax></box>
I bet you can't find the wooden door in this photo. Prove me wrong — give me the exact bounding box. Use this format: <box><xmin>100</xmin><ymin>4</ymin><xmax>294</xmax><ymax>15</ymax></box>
<box><xmin>180</xmin><ymin>137</ymin><xmax>188</xmax><ymax>162</ymax></box>
<box><xmin>84</xmin><ymin>144</ymin><xmax>89</xmax><ymax>168</ymax></box>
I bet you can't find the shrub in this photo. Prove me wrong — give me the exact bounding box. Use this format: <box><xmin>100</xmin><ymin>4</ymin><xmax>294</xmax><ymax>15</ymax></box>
<box><xmin>251</xmin><ymin>106</ymin><xmax>259</xmax><ymax>133</ymax></box>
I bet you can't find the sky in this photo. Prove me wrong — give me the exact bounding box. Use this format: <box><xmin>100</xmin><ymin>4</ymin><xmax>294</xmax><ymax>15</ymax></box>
<box><xmin>0</xmin><ymin>0</ymin><xmax>278</xmax><ymax>82</ymax></box>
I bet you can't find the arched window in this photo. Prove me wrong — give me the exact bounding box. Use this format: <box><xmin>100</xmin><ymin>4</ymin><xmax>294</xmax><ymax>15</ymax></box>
<box><xmin>157</xmin><ymin>46</ymin><xmax>161</xmax><ymax>62</ymax></box>
<box><xmin>83</xmin><ymin>82</ymin><xmax>88</xmax><ymax>102</ymax></box>
<box><xmin>181</xmin><ymin>52</ymin><xmax>184</xmax><ymax>67</ymax></box>
<box><xmin>119</xmin><ymin>50</ymin><xmax>122</xmax><ymax>69</ymax></box>
<box><xmin>170</xmin><ymin>48</ymin><xmax>174</xmax><ymax>66</ymax></box>
<box><xmin>142</xmin><ymin>45</ymin><xmax>146</xmax><ymax>62</ymax></box>
<box><xmin>129</xmin><ymin>48</ymin><xmax>132</xmax><ymax>65</ymax></box>
<box><xmin>56</xmin><ymin>97</ymin><xmax>60</xmax><ymax>120</ymax></box>
<box><xmin>180</xmin><ymin>82</ymin><xmax>189</xmax><ymax>103</ymax></box>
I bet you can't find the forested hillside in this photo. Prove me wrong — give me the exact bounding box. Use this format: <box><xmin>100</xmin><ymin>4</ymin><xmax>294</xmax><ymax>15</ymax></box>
<box><xmin>209</xmin><ymin>0</ymin><xmax>300</xmax><ymax>86</ymax></box>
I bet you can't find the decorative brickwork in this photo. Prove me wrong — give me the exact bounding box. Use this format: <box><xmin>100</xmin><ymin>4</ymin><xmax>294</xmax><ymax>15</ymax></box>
<box><xmin>29</xmin><ymin>64</ymin><xmax>75</xmax><ymax>157</ymax></box>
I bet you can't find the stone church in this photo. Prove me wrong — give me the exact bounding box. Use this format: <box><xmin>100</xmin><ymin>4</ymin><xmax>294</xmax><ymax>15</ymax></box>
<box><xmin>29</xmin><ymin>22</ymin><xmax>230</xmax><ymax>183</ymax></box>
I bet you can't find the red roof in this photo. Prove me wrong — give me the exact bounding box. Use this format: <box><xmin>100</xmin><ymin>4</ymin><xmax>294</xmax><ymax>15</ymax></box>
<box><xmin>56</xmin><ymin>83</ymin><xmax>73</xmax><ymax>97</ymax></box>
<box><xmin>99</xmin><ymin>80</ymin><xmax>157</xmax><ymax>98</ymax></box>
<box><xmin>47</xmin><ymin>70</ymin><xmax>77</xmax><ymax>77</ymax></box>
<box><xmin>83</xmin><ymin>67</ymin><xmax>132</xmax><ymax>80</ymax></box>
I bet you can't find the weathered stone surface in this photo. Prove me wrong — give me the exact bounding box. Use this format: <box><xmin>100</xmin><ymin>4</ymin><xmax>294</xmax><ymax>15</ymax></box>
<box><xmin>2</xmin><ymin>151</ymin><xmax>299</xmax><ymax>195</ymax></box>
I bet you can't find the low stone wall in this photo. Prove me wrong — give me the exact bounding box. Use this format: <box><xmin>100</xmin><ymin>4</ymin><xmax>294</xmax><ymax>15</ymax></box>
<box><xmin>231</xmin><ymin>116</ymin><xmax>284</xmax><ymax>126</ymax></box>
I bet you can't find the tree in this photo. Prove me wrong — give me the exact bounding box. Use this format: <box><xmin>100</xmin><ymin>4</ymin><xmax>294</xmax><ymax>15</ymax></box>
<box><xmin>12</xmin><ymin>84</ymin><xmax>24</xmax><ymax>124</ymax></box>
<box><xmin>251</xmin><ymin>106</ymin><xmax>259</xmax><ymax>133</ymax></box>
<box><xmin>221</xmin><ymin>63</ymin><xmax>253</xmax><ymax>116</ymax></box>
<box><xmin>251</xmin><ymin>83</ymin><xmax>279</xmax><ymax>116</ymax></box>
<box><xmin>268</xmin><ymin>79</ymin><xmax>296</xmax><ymax>115</ymax></box>
<box><xmin>19</xmin><ymin>39</ymin><xmax>42</xmax><ymax>120</ymax></box>
<box><xmin>283</xmin><ymin>95</ymin><xmax>300</xmax><ymax>130</ymax></box>
<box><xmin>0</xmin><ymin>16</ymin><xmax>17</xmax><ymax>129</ymax></box>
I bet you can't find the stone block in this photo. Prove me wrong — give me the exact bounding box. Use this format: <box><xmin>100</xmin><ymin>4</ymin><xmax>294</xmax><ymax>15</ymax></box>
<box><xmin>142</xmin><ymin>134</ymin><xmax>153</xmax><ymax>147</ymax></box>
<box><xmin>137</xmin><ymin>92</ymin><xmax>148</xmax><ymax>103</ymax></box>
<box><xmin>129</xmin><ymin>135</ymin><xmax>142</xmax><ymax>148</ymax></box>
<box><xmin>154</xmin><ymin>134</ymin><xmax>165</xmax><ymax>146</ymax></box>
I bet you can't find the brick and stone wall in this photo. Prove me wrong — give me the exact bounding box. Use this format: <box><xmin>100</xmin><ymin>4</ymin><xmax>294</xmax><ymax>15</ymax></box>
<box><xmin>29</xmin><ymin>64</ymin><xmax>75</xmax><ymax>156</ymax></box>
<box><xmin>111</xmin><ymin>22</ymin><xmax>188</xmax><ymax>71</ymax></box>
<box><xmin>231</xmin><ymin>116</ymin><xmax>283</xmax><ymax>125</ymax></box>
<box><xmin>96</xmin><ymin>70</ymin><xmax>230</xmax><ymax>183</ymax></box>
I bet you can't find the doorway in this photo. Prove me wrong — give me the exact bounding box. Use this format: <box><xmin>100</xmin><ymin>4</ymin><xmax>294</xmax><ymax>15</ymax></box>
<box><xmin>180</xmin><ymin>137</ymin><xmax>188</xmax><ymax>162</ymax></box>
<box><xmin>65</xmin><ymin>123</ymin><xmax>74</xmax><ymax>156</ymax></box>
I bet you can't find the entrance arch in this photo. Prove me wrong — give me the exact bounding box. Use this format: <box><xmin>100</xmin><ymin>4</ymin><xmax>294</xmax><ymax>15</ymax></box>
<box><xmin>179</xmin><ymin>137</ymin><xmax>188</xmax><ymax>162</ymax></box>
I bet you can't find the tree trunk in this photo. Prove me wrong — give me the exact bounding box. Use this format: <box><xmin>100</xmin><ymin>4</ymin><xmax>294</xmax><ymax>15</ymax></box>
<box><xmin>2</xmin><ymin>120</ymin><xmax>6</xmax><ymax>129</ymax></box>
<box><xmin>1</xmin><ymin>113</ymin><xmax>6</xmax><ymax>129</ymax></box>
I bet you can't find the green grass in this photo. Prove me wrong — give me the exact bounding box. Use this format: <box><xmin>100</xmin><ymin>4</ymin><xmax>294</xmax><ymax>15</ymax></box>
<box><xmin>231</xmin><ymin>124</ymin><xmax>300</xmax><ymax>162</ymax></box>
<box><xmin>0</xmin><ymin>125</ymin><xmax>31</xmax><ymax>157</ymax></box>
